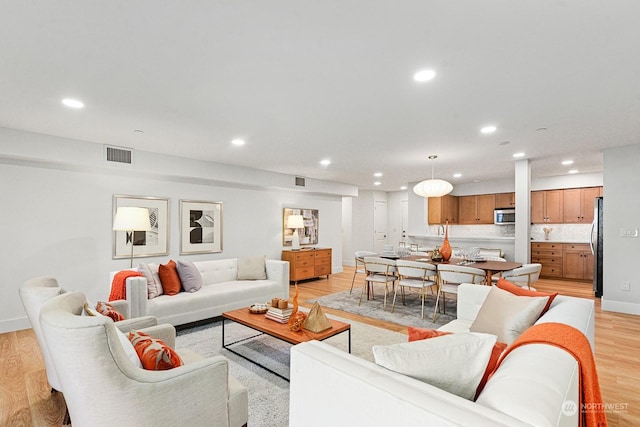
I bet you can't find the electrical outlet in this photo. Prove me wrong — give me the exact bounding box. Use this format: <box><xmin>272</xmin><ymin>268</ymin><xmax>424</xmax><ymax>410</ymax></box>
<box><xmin>619</xmin><ymin>228</ymin><xmax>639</xmax><ymax>237</ymax></box>
<box><xmin>621</xmin><ymin>281</ymin><xmax>631</xmax><ymax>291</ymax></box>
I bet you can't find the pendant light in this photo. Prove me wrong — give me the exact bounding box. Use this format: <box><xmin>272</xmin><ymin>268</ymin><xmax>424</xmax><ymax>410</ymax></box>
<box><xmin>413</xmin><ymin>155</ymin><xmax>453</xmax><ymax>198</ymax></box>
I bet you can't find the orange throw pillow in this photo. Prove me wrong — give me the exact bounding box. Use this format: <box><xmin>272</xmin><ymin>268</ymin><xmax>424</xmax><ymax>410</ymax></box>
<box><xmin>128</xmin><ymin>330</ymin><xmax>183</xmax><ymax>370</ymax></box>
<box><xmin>407</xmin><ymin>326</ymin><xmax>506</xmax><ymax>401</ymax></box>
<box><xmin>496</xmin><ymin>278</ymin><xmax>558</xmax><ymax>315</ymax></box>
<box><xmin>158</xmin><ymin>260</ymin><xmax>182</xmax><ymax>295</ymax></box>
<box><xmin>95</xmin><ymin>301</ymin><xmax>125</xmax><ymax>322</ymax></box>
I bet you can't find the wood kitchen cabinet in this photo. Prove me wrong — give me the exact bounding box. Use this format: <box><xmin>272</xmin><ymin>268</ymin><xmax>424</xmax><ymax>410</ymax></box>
<box><xmin>282</xmin><ymin>248</ymin><xmax>332</xmax><ymax>285</ymax></box>
<box><xmin>531</xmin><ymin>242</ymin><xmax>563</xmax><ymax>278</ymax></box>
<box><xmin>495</xmin><ymin>192</ymin><xmax>515</xmax><ymax>208</ymax></box>
<box><xmin>562</xmin><ymin>187</ymin><xmax>601</xmax><ymax>223</ymax></box>
<box><xmin>531</xmin><ymin>190</ymin><xmax>563</xmax><ymax>224</ymax></box>
<box><xmin>563</xmin><ymin>243</ymin><xmax>594</xmax><ymax>280</ymax></box>
<box><xmin>458</xmin><ymin>194</ymin><xmax>496</xmax><ymax>224</ymax></box>
<box><xmin>427</xmin><ymin>195</ymin><xmax>458</xmax><ymax>224</ymax></box>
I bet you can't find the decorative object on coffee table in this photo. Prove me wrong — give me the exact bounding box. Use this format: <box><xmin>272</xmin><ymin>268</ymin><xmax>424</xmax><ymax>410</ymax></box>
<box><xmin>288</xmin><ymin>284</ymin><xmax>307</xmax><ymax>331</ymax></box>
<box><xmin>303</xmin><ymin>302</ymin><xmax>332</xmax><ymax>332</ymax></box>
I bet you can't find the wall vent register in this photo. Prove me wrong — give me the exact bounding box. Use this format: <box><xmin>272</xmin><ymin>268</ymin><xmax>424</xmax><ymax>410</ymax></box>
<box><xmin>104</xmin><ymin>145</ymin><xmax>133</xmax><ymax>165</ymax></box>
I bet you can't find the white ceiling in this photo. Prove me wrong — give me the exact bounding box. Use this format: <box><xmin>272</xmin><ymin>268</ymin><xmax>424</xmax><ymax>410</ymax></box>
<box><xmin>1</xmin><ymin>1</ymin><xmax>639</xmax><ymax>191</ymax></box>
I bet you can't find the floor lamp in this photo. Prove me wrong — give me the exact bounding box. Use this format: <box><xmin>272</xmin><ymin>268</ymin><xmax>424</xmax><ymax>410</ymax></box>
<box><xmin>287</xmin><ymin>215</ymin><xmax>305</xmax><ymax>251</ymax></box>
<box><xmin>113</xmin><ymin>207</ymin><xmax>152</xmax><ymax>267</ymax></box>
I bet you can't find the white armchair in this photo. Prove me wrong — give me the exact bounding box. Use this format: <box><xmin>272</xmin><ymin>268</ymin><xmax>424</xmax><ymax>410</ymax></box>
<box><xmin>39</xmin><ymin>291</ymin><xmax>248</xmax><ymax>427</ymax></box>
<box><xmin>18</xmin><ymin>276</ymin><xmax>158</xmax><ymax>393</ymax></box>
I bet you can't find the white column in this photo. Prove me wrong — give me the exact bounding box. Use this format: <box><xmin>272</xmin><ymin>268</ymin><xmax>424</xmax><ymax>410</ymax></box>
<box><xmin>514</xmin><ymin>159</ymin><xmax>531</xmax><ymax>263</ymax></box>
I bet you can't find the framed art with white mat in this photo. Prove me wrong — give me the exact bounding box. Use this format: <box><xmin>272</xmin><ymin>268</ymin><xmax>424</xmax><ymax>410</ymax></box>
<box><xmin>180</xmin><ymin>200</ymin><xmax>223</xmax><ymax>255</ymax></box>
<box><xmin>112</xmin><ymin>195</ymin><xmax>169</xmax><ymax>260</ymax></box>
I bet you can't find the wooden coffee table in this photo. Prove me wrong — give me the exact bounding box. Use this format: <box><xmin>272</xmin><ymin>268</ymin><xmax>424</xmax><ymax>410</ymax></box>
<box><xmin>222</xmin><ymin>307</ymin><xmax>351</xmax><ymax>381</ymax></box>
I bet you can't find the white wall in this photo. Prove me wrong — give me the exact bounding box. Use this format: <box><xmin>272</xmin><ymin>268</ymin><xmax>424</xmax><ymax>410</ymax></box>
<box><xmin>0</xmin><ymin>128</ymin><xmax>352</xmax><ymax>332</ymax></box>
<box><xmin>601</xmin><ymin>144</ymin><xmax>640</xmax><ymax>315</ymax></box>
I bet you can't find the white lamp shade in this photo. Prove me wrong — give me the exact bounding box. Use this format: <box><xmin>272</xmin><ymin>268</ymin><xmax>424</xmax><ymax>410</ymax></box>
<box><xmin>413</xmin><ymin>179</ymin><xmax>454</xmax><ymax>198</ymax></box>
<box><xmin>287</xmin><ymin>215</ymin><xmax>305</xmax><ymax>229</ymax></box>
<box><xmin>113</xmin><ymin>207</ymin><xmax>152</xmax><ymax>231</ymax></box>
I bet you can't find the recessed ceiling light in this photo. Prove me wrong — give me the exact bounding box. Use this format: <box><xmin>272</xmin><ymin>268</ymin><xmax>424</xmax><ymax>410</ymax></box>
<box><xmin>61</xmin><ymin>98</ymin><xmax>84</xmax><ymax>109</ymax></box>
<box><xmin>374</xmin><ymin>181</ymin><xmax>381</xmax><ymax>186</ymax></box>
<box><xmin>374</xmin><ymin>172</ymin><xmax>383</xmax><ymax>177</ymax></box>
<box><xmin>413</xmin><ymin>69</ymin><xmax>436</xmax><ymax>82</ymax></box>
<box><xmin>513</xmin><ymin>152</ymin><xmax>525</xmax><ymax>158</ymax></box>
<box><xmin>498</xmin><ymin>141</ymin><xmax>510</xmax><ymax>146</ymax></box>
<box><xmin>400</xmin><ymin>186</ymin><xmax>407</xmax><ymax>190</ymax></box>
<box><xmin>473</xmin><ymin>179</ymin><xmax>480</xmax><ymax>183</ymax></box>
<box><xmin>320</xmin><ymin>159</ymin><xmax>331</xmax><ymax>166</ymax></box>
<box><xmin>481</xmin><ymin>125</ymin><xmax>497</xmax><ymax>134</ymax></box>
<box><xmin>562</xmin><ymin>160</ymin><xmax>574</xmax><ymax>165</ymax></box>
<box><xmin>453</xmin><ymin>173</ymin><xmax>462</xmax><ymax>178</ymax></box>
<box><xmin>231</xmin><ymin>138</ymin><xmax>245</xmax><ymax>146</ymax></box>
<box><xmin>568</xmin><ymin>169</ymin><xmax>578</xmax><ymax>174</ymax></box>
<box><xmin>133</xmin><ymin>129</ymin><xmax>144</xmax><ymax>133</ymax></box>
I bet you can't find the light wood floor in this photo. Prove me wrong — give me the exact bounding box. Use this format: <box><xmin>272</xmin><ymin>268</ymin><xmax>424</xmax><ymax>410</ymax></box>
<box><xmin>3</xmin><ymin>268</ymin><xmax>639</xmax><ymax>426</ymax></box>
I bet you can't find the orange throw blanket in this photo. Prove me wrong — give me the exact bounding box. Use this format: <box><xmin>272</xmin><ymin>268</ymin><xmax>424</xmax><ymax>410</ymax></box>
<box><xmin>496</xmin><ymin>322</ymin><xmax>607</xmax><ymax>427</ymax></box>
<box><xmin>109</xmin><ymin>270</ymin><xmax>143</xmax><ymax>302</ymax></box>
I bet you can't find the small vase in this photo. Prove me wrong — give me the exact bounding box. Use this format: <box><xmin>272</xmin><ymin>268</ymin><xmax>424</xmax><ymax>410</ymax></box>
<box><xmin>440</xmin><ymin>222</ymin><xmax>452</xmax><ymax>262</ymax></box>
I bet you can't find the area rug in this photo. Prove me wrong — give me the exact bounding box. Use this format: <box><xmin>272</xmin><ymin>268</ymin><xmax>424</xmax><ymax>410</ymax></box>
<box><xmin>175</xmin><ymin>315</ymin><xmax>406</xmax><ymax>427</ymax></box>
<box><xmin>308</xmin><ymin>286</ymin><xmax>457</xmax><ymax>329</ymax></box>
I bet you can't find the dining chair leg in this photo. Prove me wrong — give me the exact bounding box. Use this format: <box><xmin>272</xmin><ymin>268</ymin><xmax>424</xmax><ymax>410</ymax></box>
<box><xmin>358</xmin><ymin>281</ymin><xmax>367</xmax><ymax>306</ymax></box>
<box><xmin>349</xmin><ymin>270</ymin><xmax>357</xmax><ymax>294</ymax></box>
<box><xmin>432</xmin><ymin>288</ymin><xmax>441</xmax><ymax>322</ymax></box>
<box><xmin>420</xmin><ymin>288</ymin><xmax>425</xmax><ymax>319</ymax></box>
<box><xmin>391</xmin><ymin>285</ymin><xmax>400</xmax><ymax>313</ymax></box>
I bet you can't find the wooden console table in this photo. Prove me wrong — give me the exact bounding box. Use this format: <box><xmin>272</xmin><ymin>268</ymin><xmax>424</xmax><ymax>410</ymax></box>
<box><xmin>282</xmin><ymin>248</ymin><xmax>332</xmax><ymax>285</ymax></box>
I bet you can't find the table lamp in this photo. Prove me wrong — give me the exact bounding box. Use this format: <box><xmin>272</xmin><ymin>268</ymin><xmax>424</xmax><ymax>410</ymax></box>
<box><xmin>113</xmin><ymin>207</ymin><xmax>152</xmax><ymax>267</ymax></box>
<box><xmin>287</xmin><ymin>215</ymin><xmax>305</xmax><ymax>250</ymax></box>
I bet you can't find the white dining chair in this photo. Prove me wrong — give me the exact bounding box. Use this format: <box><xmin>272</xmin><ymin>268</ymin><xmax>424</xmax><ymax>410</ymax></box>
<box><xmin>350</xmin><ymin>250</ymin><xmax>377</xmax><ymax>294</ymax></box>
<box><xmin>359</xmin><ymin>257</ymin><xmax>398</xmax><ymax>310</ymax></box>
<box><xmin>434</xmin><ymin>264</ymin><xmax>486</xmax><ymax>321</ymax></box>
<box><xmin>499</xmin><ymin>263</ymin><xmax>542</xmax><ymax>290</ymax></box>
<box><xmin>392</xmin><ymin>260</ymin><xmax>438</xmax><ymax>319</ymax></box>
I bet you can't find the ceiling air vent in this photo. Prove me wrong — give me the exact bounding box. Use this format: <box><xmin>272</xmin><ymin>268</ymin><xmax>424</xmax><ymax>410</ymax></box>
<box><xmin>295</xmin><ymin>177</ymin><xmax>306</xmax><ymax>187</ymax></box>
<box><xmin>104</xmin><ymin>145</ymin><xmax>133</xmax><ymax>165</ymax></box>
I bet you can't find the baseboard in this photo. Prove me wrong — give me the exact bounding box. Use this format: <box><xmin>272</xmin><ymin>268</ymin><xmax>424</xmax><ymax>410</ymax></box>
<box><xmin>0</xmin><ymin>316</ymin><xmax>31</xmax><ymax>334</ymax></box>
<box><xmin>601</xmin><ymin>298</ymin><xmax>640</xmax><ymax>315</ymax></box>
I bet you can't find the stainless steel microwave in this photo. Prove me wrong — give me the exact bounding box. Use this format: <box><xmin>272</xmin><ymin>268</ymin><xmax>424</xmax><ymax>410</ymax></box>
<box><xmin>494</xmin><ymin>208</ymin><xmax>515</xmax><ymax>225</ymax></box>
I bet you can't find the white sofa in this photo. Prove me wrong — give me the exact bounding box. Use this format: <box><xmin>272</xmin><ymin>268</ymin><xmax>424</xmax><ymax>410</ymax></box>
<box><xmin>111</xmin><ymin>258</ymin><xmax>289</xmax><ymax>326</ymax></box>
<box><xmin>290</xmin><ymin>284</ymin><xmax>595</xmax><ymax>427</ymax></box>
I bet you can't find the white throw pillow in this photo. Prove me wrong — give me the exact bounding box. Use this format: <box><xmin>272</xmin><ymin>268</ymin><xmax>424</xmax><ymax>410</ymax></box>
<box><xmin>237</xmin><ymin>255</ymin><xmax>267</xmax><ymax>280</ymax></box>
<box><xmin>373</xmin><ymin>332</ymin><xmax>497</xmax><ymax>400</ymax></box>
<box><xmin>138</xmin><ymin>263</ymin><xmax>163</xmax><ymax>299</ymax></box>
<box><xmin>469</xmin><ymin>285</ymin><xmax>548</xmax><ymax>344</ymax></box>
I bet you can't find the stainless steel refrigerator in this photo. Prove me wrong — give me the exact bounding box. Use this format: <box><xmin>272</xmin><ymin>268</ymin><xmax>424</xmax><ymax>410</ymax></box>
<box><xmin>591</xmin><ymin>196</ymin><xmax>603</xmax><ymax>297</ymax></box>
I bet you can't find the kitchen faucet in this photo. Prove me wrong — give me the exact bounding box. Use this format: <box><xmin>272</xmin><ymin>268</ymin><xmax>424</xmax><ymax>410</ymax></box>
<box><xmin>437</xmin><ymin>225</ymin><xmax>445</xmax><ymax>236</ymax></box>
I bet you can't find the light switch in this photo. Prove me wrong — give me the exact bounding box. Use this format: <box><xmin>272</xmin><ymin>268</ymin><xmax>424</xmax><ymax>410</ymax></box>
<box><xmin>619</xmin><ymin>228</ymin><xmax>639</xmax><ymax>237</ymax></box>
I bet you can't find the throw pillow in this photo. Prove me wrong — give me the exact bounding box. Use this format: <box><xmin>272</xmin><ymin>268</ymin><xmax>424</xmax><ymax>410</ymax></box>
<box><xmin>496</xmin><ymin>278</ymin><xmax>558</xmax><ymax>315</ymax></box>
<box><xmin>176</xmin><ymin>260</ymin><xmax>203</xmax><ymax>293</ymax></box>
<box><xmin>236</xmin><ymin>255</ymin><xmax>267</xmax><ymax>280</ymax></box>
<box><xmin>469</xmin><ymin>285</ymin><xmax>548</xmax><ymax>344</ymax></box>
<box><xmin>128</xmin><ymin>330</ymin><xmax>183</xmax><ymax>370</ymax></box>
<box><xmin>373</xmin><ymin>332</ymin><xmax>497</xmax><ymax>400</ymax></box>
<box><xmin>138</xmin><ymin>263</ymin><xmax>163</xmax><ymax>299</ymax></box>
<box><xmin>158</xmin><ymin>260</ymin><xmax>182</xmax><ymax>296</ymax></box>
<box><xmin>95</xmin><ymin>301</ymin><xmax>125</xmax><ymax>322</ymax></box>
<box><xmin>116</xmin><ymin>327</ymin><xmax>144</xmax><ymax>369</ymax></box>
<box><xmin>407</xmin><ymin>327</ymin><xmax>507</xmax><ymax>400</ymax></box>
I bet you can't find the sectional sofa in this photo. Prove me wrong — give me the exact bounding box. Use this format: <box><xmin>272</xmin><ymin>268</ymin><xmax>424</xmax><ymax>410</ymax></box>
<box><xmin>289</xmin><ymin>283</ymin><xmax>595</xmax><ymax>426</ymax></box>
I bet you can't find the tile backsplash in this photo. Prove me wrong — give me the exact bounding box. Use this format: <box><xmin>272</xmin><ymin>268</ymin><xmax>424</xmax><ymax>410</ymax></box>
<box><xmin>425</xmin><ymin>223</ymin><xmax>591</xmax><ymax>243</ymax></box>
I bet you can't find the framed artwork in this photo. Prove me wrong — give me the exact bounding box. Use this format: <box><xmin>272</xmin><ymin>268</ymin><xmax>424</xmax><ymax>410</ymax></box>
<box><xmin>113</xmin><ymin>195</ymin><xmax>169</xmax><ymax>260</ymax></box>
<box><xmin>283</xmin><ymin>208</ymin><xmax>319</xmax><ymax>247</ymax></box>
<box><xmin>180</xmin><ymin>200</ymin><xmax>223</xmax><ymax>255</ymax></box>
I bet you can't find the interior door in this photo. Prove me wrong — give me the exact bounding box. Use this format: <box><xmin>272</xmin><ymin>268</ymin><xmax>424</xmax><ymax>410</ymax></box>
<box><xmin>374</xmin><ymin>200</ymin><xmax>388</xmax><ymax>253</ymax></box>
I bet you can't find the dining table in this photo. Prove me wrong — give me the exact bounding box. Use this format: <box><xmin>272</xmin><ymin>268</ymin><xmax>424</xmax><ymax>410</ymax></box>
<box><xmin>384</xmin><ymin>255</ymin><xmax>522</xmax><ymax>285</ymax></box>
